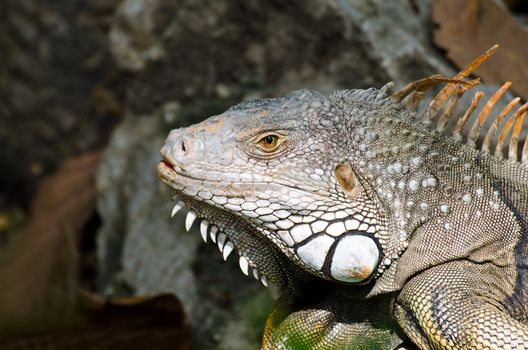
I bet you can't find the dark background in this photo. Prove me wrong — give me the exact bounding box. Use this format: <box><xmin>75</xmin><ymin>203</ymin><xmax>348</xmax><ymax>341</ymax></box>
<box><xmin>0</xmin><ymin>0</ymin><xmax>527</xmax><ymax>349</ymax></box>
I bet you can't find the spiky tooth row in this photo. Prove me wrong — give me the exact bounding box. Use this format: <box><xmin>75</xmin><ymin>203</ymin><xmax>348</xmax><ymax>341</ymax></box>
<box><xmin>223</xmin><ymin>241</ymin><xmax>234</xmax><ymax>260</ymax></box>
<box><xmin>185</xmin><ymin>210</ymin><xmax>197</xmax><ymax>231</ymax></box>
<box><xmin>171</xmin><ymin>201</ymin><xmax>185</xmax><ymax>217</ymax></box>
<box><xmin>239</xmin><ymin>255</ymin><xmax>249</xmax><ymax>275</ymax></box>
<box><xmin>249</xmin><ymin>263</ymin><xmax>268</xmax><ymax>286</ymax></box>
<box><xmin>261</xmin><ymin>275</ymin><xmax>268</xmax><ymax>287</ymax></box>
<box><xmin>170</xmin><ymin>199</ymin><xmax>268</xmax><ymax>287</ymax></box>
<box><xmin>217</xmin><ymin>232</ymin><xmax>227</xmax><ymax>253</ymax></box>
<box><xmin>210</xmin><ymin>226</ymin><xmax>218</xmax><ymax>243</ymax></box>
<box><xmin>200</xmin><ymin>220</ymin><xmax>209</xmax><ymax>242</ymax></box>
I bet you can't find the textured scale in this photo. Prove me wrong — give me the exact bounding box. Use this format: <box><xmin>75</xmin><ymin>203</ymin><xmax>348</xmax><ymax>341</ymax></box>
<box><xmin>158</xmin><ymin>45</ymin><xmax>528</xmax><ymax>349</ymax></box>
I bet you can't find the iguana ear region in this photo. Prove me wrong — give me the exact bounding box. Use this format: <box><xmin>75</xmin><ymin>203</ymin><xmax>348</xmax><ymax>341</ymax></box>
<box><xmin>335</xmin><ymin>162</ymin><xmax>358</xmax><ymax>196</ymax></box>
<box><xmin>326</xmin><ymin>161</ymin><xmax>381</xmax><ymax>283</ymax></box>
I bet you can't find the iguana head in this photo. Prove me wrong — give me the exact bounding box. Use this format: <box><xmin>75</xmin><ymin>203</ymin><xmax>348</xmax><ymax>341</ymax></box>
<box><xmin>158</xmin><ymin>89</ymin><xmax>391</xmax><ymax>292</ymax></box>
<box><xmin>157</xmin><ymin>45</ymin><xmax>524</xmax><ymax>348</ymax></box>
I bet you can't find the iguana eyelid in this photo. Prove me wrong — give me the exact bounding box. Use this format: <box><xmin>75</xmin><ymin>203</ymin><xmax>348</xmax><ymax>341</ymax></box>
<box><xmin>243</xmin><ymin>130</ymin><xmax>291</xmax><ymax>158</ymax></box>
<box><xmin>255</xmin><ymin>132</ymin><xmax>287</xmax><ymax>152</ymax></box>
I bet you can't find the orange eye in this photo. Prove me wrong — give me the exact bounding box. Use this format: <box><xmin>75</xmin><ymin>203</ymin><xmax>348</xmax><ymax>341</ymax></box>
<box><xmin>258</xmin><ymin>134</ymin><xmax>280</xmax><ymax>151</ymax></box>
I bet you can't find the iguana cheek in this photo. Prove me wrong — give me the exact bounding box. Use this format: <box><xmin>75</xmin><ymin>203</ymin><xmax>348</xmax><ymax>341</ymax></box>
<box><xmin>294</xmin><ymin>233</ymin><xmax>380</xmax><ymax>283</ymax></box>
<box><xmin>329</xmin><ymin>235</ymin><xmax>380</xmax><ymax>283</ymax></box>
<box><xmin>296</xmin><ymin>235</ymin><xmax>335</xmax><ymax>270</ymax></box>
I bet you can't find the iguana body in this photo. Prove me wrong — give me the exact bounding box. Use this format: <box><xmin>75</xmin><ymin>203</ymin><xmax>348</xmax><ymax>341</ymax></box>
<box><xmin>158</xmin><ymin>46</ymin><xmax>528</xmax><ymax>349</ymax></box>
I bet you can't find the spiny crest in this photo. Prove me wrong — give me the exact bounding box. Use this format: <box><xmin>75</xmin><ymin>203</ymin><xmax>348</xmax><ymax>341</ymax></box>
<box><xmin>330</xmin><ymin>86</ymin><xmax>397</xmax><ymax>111</ymax></box>
<box><xmin>392</xmin><ymin>45</ymin><xmax>528</xmax><ymax>164</ymax></box>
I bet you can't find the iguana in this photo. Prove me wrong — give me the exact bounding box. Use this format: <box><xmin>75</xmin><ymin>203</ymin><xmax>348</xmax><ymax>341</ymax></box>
<box><xmin>157</xmin><ymin>45</ymin><xmax>528</xmax><ymax>349</ymax></box>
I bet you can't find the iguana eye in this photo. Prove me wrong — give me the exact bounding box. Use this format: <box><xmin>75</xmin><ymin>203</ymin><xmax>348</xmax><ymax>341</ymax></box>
<box><xmin>258</xmin><ymin>134</ymin><xmax>280</xmax><ymax>152</ymax></box>
<box><xmin>263</xmin><ymin>135</ymin><xmax>276</xmax><ymax>145</ymax></box>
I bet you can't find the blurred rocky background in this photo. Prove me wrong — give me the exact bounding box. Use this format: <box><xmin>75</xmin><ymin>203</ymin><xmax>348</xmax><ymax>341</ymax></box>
<box><xmin>0</xmin><ymin>0</ymin><xmax>527</xmax><ymax>349</ymax></box>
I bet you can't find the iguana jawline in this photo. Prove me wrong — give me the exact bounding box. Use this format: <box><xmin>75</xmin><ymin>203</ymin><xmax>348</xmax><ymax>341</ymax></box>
<box><xmin>158</xmin><ymin>149</ymin><xmax>382</xmax><ymax>286</ymax></box>
<box><xmin>158</xmin><ymin>159</ymin><xmax>305</xmax><ymax>290</ymax></box>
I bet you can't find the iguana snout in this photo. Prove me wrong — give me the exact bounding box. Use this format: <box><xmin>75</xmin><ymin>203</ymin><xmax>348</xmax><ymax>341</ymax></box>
<box><xmin>161</xmin><ymin>128</ymin><xmax>206</xmax><ymax>165</ymax></box>
<box><xmin>160</xmin><ymin>112</ymin><xmax>240</xmax><ymax>172</ymax></box>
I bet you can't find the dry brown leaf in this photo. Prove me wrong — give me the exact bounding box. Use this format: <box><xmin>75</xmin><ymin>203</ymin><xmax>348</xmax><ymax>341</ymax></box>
<box><xmin>0</xmin><ymin>153</ymin><xmax>190</xmax><ymax>349</ymax></box>
<box><xmin>0</xmin><ymin>152</ymin><xmax>102</xmax><ymax>333</ymax></box>
<box><xmin>2</xmin><ymin>294</ymin><xmax>190</xmax><ymax>350</ymax></box>
<box><xmin>433</xmin><ymin>0</ymin><xmax>528</xmax><ymax>101</ymax></box>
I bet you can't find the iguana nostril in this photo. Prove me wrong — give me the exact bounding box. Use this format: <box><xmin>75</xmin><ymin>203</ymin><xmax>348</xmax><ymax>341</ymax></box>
<box><xmin>173</xmin><ymin>135</ymin><xmax>206</xmax><ymax>162</ymax></box>
<box><xmin>177</xmin><ymin>136</ymin><xmax>191</xmax><ymax>157</ymax></box>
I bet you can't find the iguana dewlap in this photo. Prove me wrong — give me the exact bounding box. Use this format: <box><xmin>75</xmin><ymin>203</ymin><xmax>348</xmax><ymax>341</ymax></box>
<box><xmin>158</xmin><ymin>45</ymin><xmax>528</xmax><ymax>349</ymax></box>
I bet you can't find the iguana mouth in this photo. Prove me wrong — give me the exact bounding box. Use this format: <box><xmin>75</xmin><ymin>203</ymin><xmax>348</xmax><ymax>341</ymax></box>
<box><xmin>157</xmin><ymin>159</ymin><xmax>291</xmax><ymax>288</ymax></box>
<box><xmin>158</xmin><ymin>142</ymin><xmax>385</xmax><ymax>282</ymax></box>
